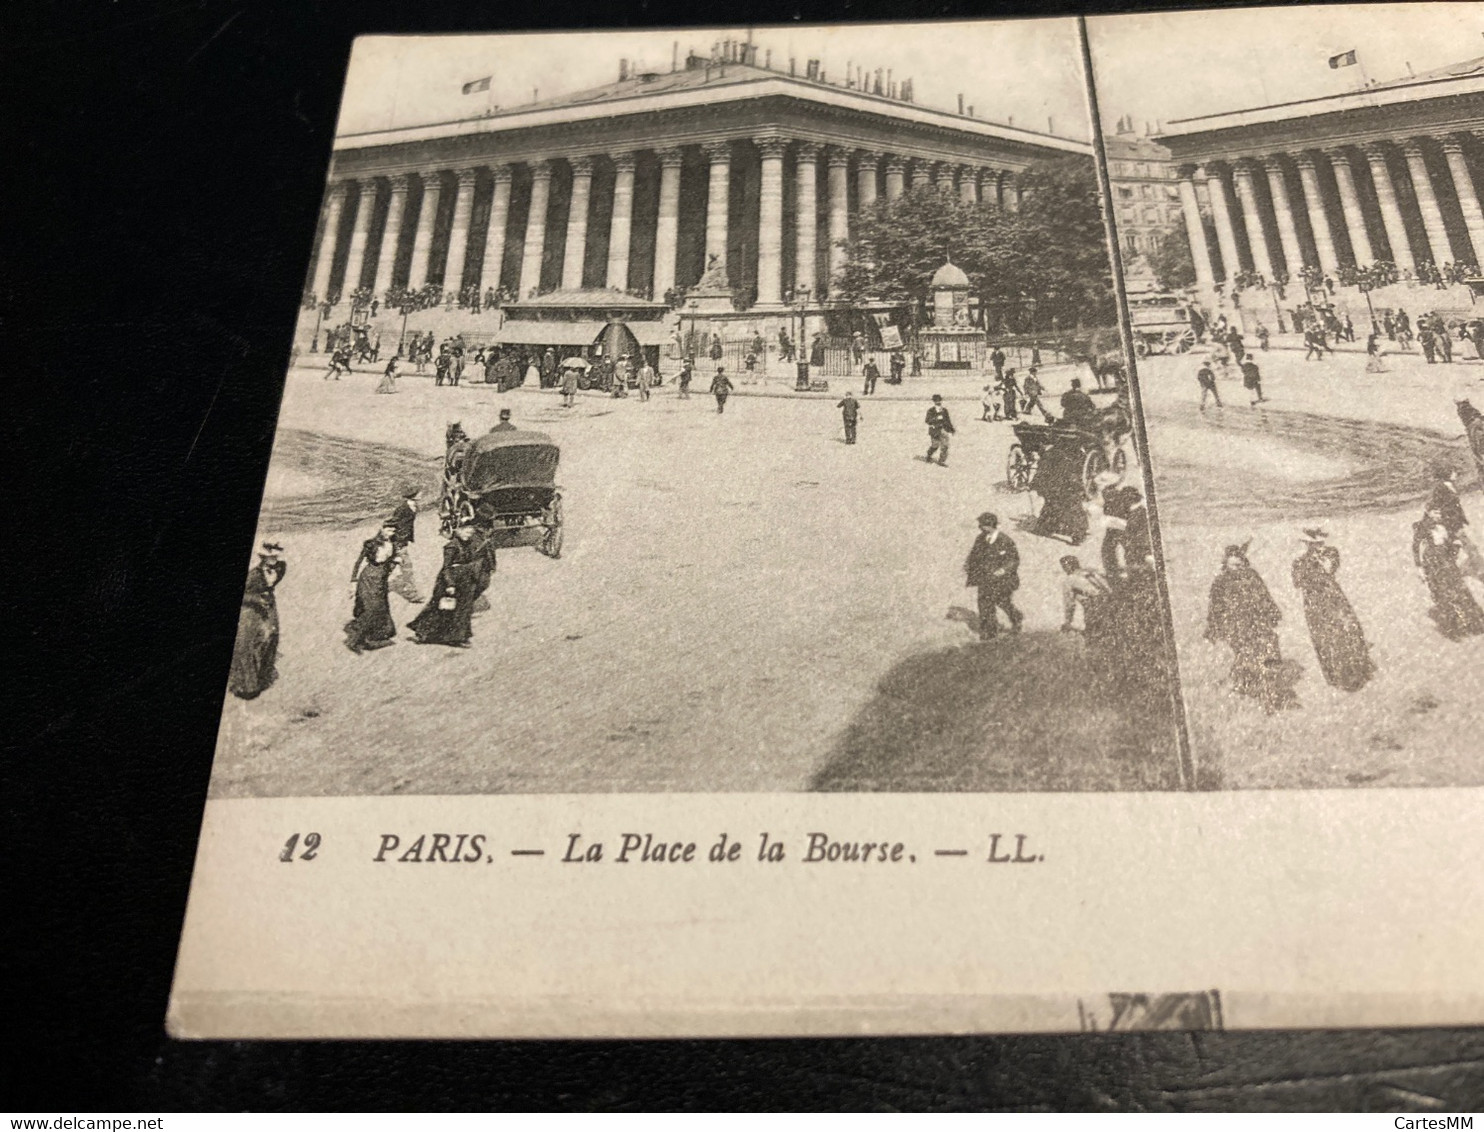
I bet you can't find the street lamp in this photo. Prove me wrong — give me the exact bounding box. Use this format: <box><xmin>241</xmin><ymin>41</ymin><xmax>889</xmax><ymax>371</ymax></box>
<box><xmin>793</xmin><ymin>285</ymin><xmax>811</xmax><ymax>391</ymax></box>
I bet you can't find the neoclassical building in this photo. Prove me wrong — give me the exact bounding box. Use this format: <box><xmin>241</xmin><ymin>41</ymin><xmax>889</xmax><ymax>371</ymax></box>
<box><xmin>1159</xmin><ymin>55</ymin><xmax>1484</xmax><ymax>294</ymax></box>
<box><xmin>306</xmin><ymin>41</ymin><xmax>1086</xmax><ymax>316</ymax></box>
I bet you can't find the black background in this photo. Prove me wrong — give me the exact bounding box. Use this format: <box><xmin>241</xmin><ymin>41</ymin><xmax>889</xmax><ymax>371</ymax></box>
<box><xmin>6</xmin><ymin>0</ymin><xmax>1483</xmax><ymax>1111</ymax></box>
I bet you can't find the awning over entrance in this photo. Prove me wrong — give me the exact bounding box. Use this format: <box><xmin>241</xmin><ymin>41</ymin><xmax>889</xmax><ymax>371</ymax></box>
<box><xmin>626</xmin><ymin>322</ymin><xmax>673</xmax><ymax>346</ymax></box>
<box><xmin>495</xmin><ymin>321</ymin><xmax>606</xmax><ymax>346</ymax></box>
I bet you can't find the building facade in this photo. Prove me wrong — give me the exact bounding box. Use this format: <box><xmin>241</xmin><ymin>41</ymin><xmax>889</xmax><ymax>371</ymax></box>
<box><xmin>1158</xmin><ymin>56</ymin><xmax>1484</xmax><ymax>296</ymax></box>
<box><xmin>306</xmin><ymin>42</ymin><xmax>1087</xmax><ymax>317</ymax></box>
<box><xmin>1105</xmin><ymin>125</ymin><xmax>1181</xmax><ymax>260</ymax></box>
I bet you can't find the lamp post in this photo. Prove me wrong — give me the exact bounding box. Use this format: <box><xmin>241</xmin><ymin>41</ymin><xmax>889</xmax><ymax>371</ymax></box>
<box><xmin>793</xmin><ymin>285</ymin><xmax>811</xmax><ymax>391</ymax></box>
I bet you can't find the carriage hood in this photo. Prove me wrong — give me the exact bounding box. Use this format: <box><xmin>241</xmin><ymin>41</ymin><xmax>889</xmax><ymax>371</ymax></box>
<box><xmin>462</xmin><ymin>430</ymin><xmax>560</xmax><ymax>493</ymax></box>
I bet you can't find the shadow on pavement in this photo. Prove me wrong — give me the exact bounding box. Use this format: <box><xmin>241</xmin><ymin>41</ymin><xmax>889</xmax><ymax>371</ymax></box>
<box><xmin>811</xmin><ymin>630</ymin><xmax>1185</xmax><ymax>793</ymax></box>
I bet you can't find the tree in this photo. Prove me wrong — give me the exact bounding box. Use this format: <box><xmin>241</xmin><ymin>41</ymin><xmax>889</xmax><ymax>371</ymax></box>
<box><xmin>834</xmin><ymin>156</ymin><xmax>1115</xmax><ymax>327</ymax></box>
<box><xmin>1147</xmin><ymin>222</ymin><xmax>1197</xmax><ymax>292</ymax></box>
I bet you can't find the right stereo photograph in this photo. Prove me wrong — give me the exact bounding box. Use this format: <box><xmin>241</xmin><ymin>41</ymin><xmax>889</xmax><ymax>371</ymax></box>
<box><xmin>1086</xmin><ymin>5</ymin><xmax>1484</xmax><ymax>788</ymax></box>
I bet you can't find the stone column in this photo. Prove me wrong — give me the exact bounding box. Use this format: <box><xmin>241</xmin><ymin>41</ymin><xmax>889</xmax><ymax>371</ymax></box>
<box><xmin>958</xmin><ymin>166</ymin><xmax>978</xmax><ymax>204</ymax></box>
<box><xmin>827</xmin><ymin>148</ymin><xmax>850</xmax><ymax>284</ymax></box>
<box><xmin>442</xmin><ymin>167</ymin><xmax>478</xmax><ymax>296</ymax></box>
<box><xmin>408</xmin><ymin>171</ymin><xmax>443</xmax><ymax>289</ymax></box>
<box><xmin>1325</xmin><ymin>147</ymin><xmax>1374</xmax><ymax>266</ymax></box>
<box><xmin>1292</xmin><ymin>153</ymin><xmax>1339</xmax><ymax>274</ymax></box>
<box><xmin>755</xmin><ymin>135</ymin><xmax>786</xmax><ymax>307</ymax></box>
<box><xmin>1176</xmin><ymin>165</ymin><xmax>1216</xmax><ymax>292</ymax></box>
<box><xmin>340</xmin><ymin>181</ymin><xmax>377</xmax><ymax>295</ymax></box>
<box><xmin>884</xmin><ymin>157</ymin><xmax>905</xmax><ymax>200</ymax></box>
<box><xmin>373</xmin><ymin>174</ymin><xmax>410</xmax><ymax>298</ymax></box>
<box><xmin>606</xmin><ymin>151</ymin><xmax>638</xmax><ymax>291</ymax></box>
<box><xmin>1403</xmin><ymin>138</ymin><xmax>1451</xmax><ymax>266</ymax></box>
<box><xmin>652</xmin><ymin>148</ymin><xmax>683</xmax><ymax>300</ymax></box>
<box><xmin>795</xmin><ymin>142</ymin><xmax>819</xmax><ymax>297</ymax></box>
<box><xmin>1231</xmin><ymin>160</ymin><xmax>1275</xmax><ymax>279</ymax></box>
<box><xmin>933</xmin><ymin>163</ymin><xmax>953</xmax><ymax>194</ymax></box>
<box><xmin>703</xmin><ymin>141</ymin><xmax>731</xmax><ymax>275</ymax></box>
<box><xmin>911</xmin><ymin>161</ymin><xmax>932</xmax><ymax>190</ymax></box>
<box><xmin>518</xmin><ymin>160</ymin><xmax>552</xmax><ymax>298</ymax></box>
<box><xmin>310</xmin><ymin>181</ymin><xmax>348</xmax><ymax>300</ymax></box>
<box><xmin>1363</xmin><ymin>142</ymin><xmax>1415</xmax><ymax>272</ymax></box>
<box><xmin>1260</xmin><ymin>157</ymin><xmax>1304</xmax><ymax>274</ymax></box>
<box><xmin>1003</xmin><ymin>173</ymin><xmax>1020</xmax><ymax>213</ymax></box>
<box><xmin>1442</xmin><ymin>134</ymin><xmax>1484</xmax><ymax>264</ymax></box>
<box><xmin>856</xmin><ymin>151</ymin><xmax>878</xmax><ymax>208</ymax></box>
<box><xmin>561</xmin><ymin>157</ymin><xmax>594</xmax><ymax>291</ymax></box>
<box><xmin>479</xmin><ymin>165</ymin><xmax>512</xmax><ymax>295</ymax></box>
<box><xmin>1204</xmin><ymin>164</ymin><xmax>1242</xmax><ymax>278</ymax></box>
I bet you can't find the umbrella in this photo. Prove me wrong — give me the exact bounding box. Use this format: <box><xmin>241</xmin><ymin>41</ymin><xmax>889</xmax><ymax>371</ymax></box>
<box><xmin>560</xmin><ymin>356</ymin><xmax>591</xmax><ymax>369</ymax></box>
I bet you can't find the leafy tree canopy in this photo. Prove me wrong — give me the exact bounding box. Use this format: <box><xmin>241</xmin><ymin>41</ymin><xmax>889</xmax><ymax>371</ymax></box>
<box><xmin>834</xmin><ymin>156</ymin><xmax>1116</xmax><ymax>327</ymax></box>
<box><xmin>1146</xmin><ymin>222</ymin><xmax>1197</xmax><ymax>292</ymax></box>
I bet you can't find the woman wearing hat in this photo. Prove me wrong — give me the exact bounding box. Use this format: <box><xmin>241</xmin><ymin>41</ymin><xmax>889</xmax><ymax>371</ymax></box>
<box><xmin>229</xmin><ymin>544</ymin><xmax>287</xmax><ymax>699</ymax></box>
<box><xmin>407</xmin><ymin>527</ymin><xmax>482</xmax><ymax>648</ymax></box>
<box><xmin>1412</xmin><ymin>507</ymin><xmax>1484</xmax><ymax>641</ymax></box>
<box><xmin>1204</xmin><ymin>543</ymin><xmax>1297</xmax><ymax>713</ymax></box>
<box><xmin>1291</xmin><ymin>530</ymin><xmax>1373</xmax><ymax>691</ymax></box>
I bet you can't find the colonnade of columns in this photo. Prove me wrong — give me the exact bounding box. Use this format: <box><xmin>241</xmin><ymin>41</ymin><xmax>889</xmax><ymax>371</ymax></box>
<box><xmin>1176</xmin><ymin>132</ymin><xmax>1484</xmax><ymax>291</ymax></box>
<box><xmin>309</xmin><ymin>137</ymin><xmax>1025</xmax><ymax>310</ymax></box>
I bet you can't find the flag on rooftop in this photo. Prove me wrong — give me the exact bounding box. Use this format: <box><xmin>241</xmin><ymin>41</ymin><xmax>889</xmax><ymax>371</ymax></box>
<box><xmin>462</xmin><ymin>76</ymin><xmax>491</xmax><ymax>95</ymax></box>
<box><xmin>1328</xmin><ymin>50</ymin><xmax>1358</xmax><ymax>69</ymax></box>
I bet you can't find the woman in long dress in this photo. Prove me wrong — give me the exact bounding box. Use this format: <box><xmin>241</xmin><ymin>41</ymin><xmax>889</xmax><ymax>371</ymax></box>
<box><xmin>1205</xmin><ymin>543</ymin><xmax>1298</xmax><ymax>713</ymax></box>
<box><xmin>1291</xmin><ymin>531</ymin><xmax>1374</xmax><ymax>691</ymax></box>
<box><xmin>345</xmin><ymin>539</ymin><xmax>397</xmax><ymax>653</ymax></box>
<box><xmin>1413</xmin><ymin>509</ymin><xmax>1484</xmax><ymax>640</ymax></box>
<box><xmin>375</xmin><ymin>356</ymin><xmax>399</xmax><ymax>394</ymax></box>
<box><xmin>228</xmin><ymin>548</ymin><xmax>286</xmax><ymax>698</ymax></box>
<box><xmin>407</xmin><ymin>527</ymin><xmax>481</xmax><ymax>647</ymax></box>
<box><xmin>1032</xmin><ymin>438</ymin><xmax>1089</xmax><ymax>544</ymax></box>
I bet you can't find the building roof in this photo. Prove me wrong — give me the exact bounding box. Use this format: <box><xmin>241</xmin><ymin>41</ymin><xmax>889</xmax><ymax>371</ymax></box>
<box><xmin>930</xmin><ymin>260</ymin><xmax>970</xmax><ymax>288</ymax></box>
<box><xmin>335</xmin><ymin>58</ymin><xmax>1088</xmax><ymax>156</ymax></box>
<box><xmin>504</xmin><ymin>287</ymin><xmax>666</xmax><ymax>310</ymax></box>
<box><xmin>1104</xmin><ymin>132</ymin><xmax>1172</xmax><ymax>161</ymax></box>
<box><xmin>1163</xmin><ymin>54</ymin><xmax>1484</xmax><ymax>138</ymax></box>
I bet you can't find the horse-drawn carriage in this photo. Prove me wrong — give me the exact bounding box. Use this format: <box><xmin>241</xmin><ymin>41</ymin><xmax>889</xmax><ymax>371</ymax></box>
<box><xmin>438</xmin><ymin>425</ymin><xmax>564</xmax><ymax>558</ymax></box>
<box><xmin>1128</xmin><ymin>293</ymin><xmax>1197</xmax><ymax>357</ymax></box>
<box><xmin>1005</xmin><ymin>397</ymin><xmax>1131</xmax><ymax>499</ymax></box>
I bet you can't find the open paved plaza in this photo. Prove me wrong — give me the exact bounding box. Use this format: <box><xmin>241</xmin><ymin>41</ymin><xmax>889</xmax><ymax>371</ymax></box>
<box><xmin>211</xmin><ymin>359</ymin><xmax>1183</xmax><ymax>797</ymax></box>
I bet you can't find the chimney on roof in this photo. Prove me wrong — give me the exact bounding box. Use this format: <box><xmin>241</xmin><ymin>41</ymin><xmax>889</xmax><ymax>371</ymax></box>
<box><xmin>957</xmin><ymin>93</ymin><xmax>964</xmax><ymax>114</ymax></box>
<box><xmin>1048</xmin><ymin>115</ymin><xmax>1054</xmax><ymax>133</ymax></box>
<box><xmin>789</xmin><ymin>56</ymin><xmax>796</xmax><ymax>76</ymax></box>
<box><xmin>968</xmin><ymin>104</ymin><xmax>974</xmax><ymax>117</ymax></box>
<box><xmin>765</xmin><ymin>48</ymin><xmax>771</xmax><ymax>69</ymax></box>
<box><xmin>619</xmin><ymin>58</ymin><xmax>629</xmax><ymax>81</ymax></box>
<box><xmin>672</xmin><ymin>42</ymin><xmax>678</xmax><ymax>72</ymax></box>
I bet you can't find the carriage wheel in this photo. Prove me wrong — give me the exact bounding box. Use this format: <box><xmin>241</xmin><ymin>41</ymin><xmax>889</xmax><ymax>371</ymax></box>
<box><xmin>540</xmin><ymin>494</ymin><xmax>564</xmax><ymax>559</ymax></box>
<box><xmin>577</xmin><ymin>372</ymin><xmax>593</xmax><ymax>391</ymax></box>
<box><xmin>1173</xmin><ymin>328</ymin><xmax>1196</xmax><ymax>354</ymax></box>
<box><xmin>456</xmin><ymin>497</ymin><xmax>476</xmax><ymax>529</ymax></box>
<box><xmin>1134</xmin><ymin>337</ymin><xmax>1150</xmax><ymax>358</ymax></box>
<box><xmin>1082</xmin><ymin>447</ymin><xmax>1110</xmax><ymax>499</ymax></box>
<box><xmin>1006</xmin><ymin>445</ymin><xmax>1032</xmax><ymax>492</ymax></box>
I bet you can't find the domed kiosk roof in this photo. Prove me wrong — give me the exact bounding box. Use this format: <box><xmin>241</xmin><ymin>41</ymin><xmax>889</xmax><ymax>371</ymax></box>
<box><xmin>930</xmin><ymin>260</ymin><xmax>970</xmax><ymax>289</ymax></box>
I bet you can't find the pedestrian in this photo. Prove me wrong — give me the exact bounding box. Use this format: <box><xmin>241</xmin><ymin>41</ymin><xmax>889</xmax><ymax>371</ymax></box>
<box><xmin>1229</xmin><ymin>327</ymin><xmax>1245</xmax><ymax>364</ymax></box>
<box><xmin>376</xmin><ymin>356</ymin><xmax>400</xmax><ymax>394</ymax></box>
<box><xmin>1342</xmin><ymin>314</ymin><xmax>1355</xmax><ymax>343</ymax></box>
<box><xmin>637</xmin><ymin>358</ymin><xmax>656</xmax><ymax>401</ymax></box>
<box><xmin>889</xmin><ymin>350</ymin><xmax>905</xmax><ymax>384</ymax></box>
<box><xmin>1000</xmin><ymin>368</ymin><xmax>1020</xmax><ymax>420</ymax></box>
<box><xmin>1438</xmin><ymin>319</ymin><xmax>1454</xmax><ymax>362</ymax></box>
<box><xmin>1204</xmin><ymin>542</ymin><xmax>1298</xmax><ymax>713</ymax></box>
<box><xmin>434</xmin><ymin>348</ymin><xmax>450</xmax><ymax>386</ymax></box>
<box><xmin>1021</xmin><ymin>367</ymin><xmax>1049</xmax><ymax>421</ymax></box>
<box><xmin>809</xmin><ymin>333</ymin><xmax>827</xmax><ymax>369</ymax></box>
<box><xmin>345</xmin><ymin>535</ymin><xmax>398</xmax><ymax>653</ymax></box>
<box><xmin>990</xmin><ymin>345</ymin><xmax>1006</xmax><ymax>383</ymax></box>
<box><xmin>1365</xmin><ymin>332</ymin><xmax>1386</xmax><ymax>372</ymax></box>
<box><xmin>1059</xmin><ymin>378</ymin><xmax>1098</xmax><ymax>429</ymax></box>
<box><xmin>1241</xmin><ymin>357</ymin><xmax>1266</xmax><ymax>405</ymax></box>
<box><xmin>1384</xmin><ymin>312</ymin><xmax>1396</xmax><ymax>341</ymax></box>
<box><xmin>710</xmin><ymin>333</ymin><xmax>724</xmax><ymax>364</ymax></box>
<box><xmin>1458</xmin><ymin>399</ymin><xmax>1484</xmax><ymax>485</ymax></box>
<box><xmin>542</xmin><ymin>348</ymin><xmax>558</xmax><ymax>388</ymax></box>
<box><xmin>850</xmin><ymin>330</ymin><xmax>866</xmax><ymax>368</ymax></box>
<box><xmin>677</xmin><ymin>359</ymin><xmax>693</xmax><ymax>399</ymax></box>
<box><xmin>1413</xmin><ymin>507</ymin><xmax>1484</xmax><ymax>639</ymax></box>
<box><xmin>964</xmin><ymin>512</ymin><xmax>1022</xmax><ymax>641</ymax></box>
<box><xmin>387</xmin><ymin>486</ymin><xmax>425</xmax><ymax>604</ymax></box>
<box><xmin>408</xmin><ymin>527</ymin><xmax>482</xmax><ymax>648</ymax></box>
<box><xmin>911</xmin><ymin>348</ymin><xmax>923</xmax><ymax>376</ymax></box>
<box><xmin>861</xmin><ymin>357</ymin><xmax>880</xmax><ymax>395</ymax></box>
<box><xmin>1059</xmin><ymin>554</ymin><xmax>1111</xmax><ymax>640</ymax></box>
<box><xmin>837</xmin><ymin>391</ymin><xmax>861</xmax><ymax>444</ymax></box>
<box><xmin>710</xmin><ymin>366</ymin><xmax>733</xmax><ymax>413</ymax></box>
<box><xmin>228</xmin><ymin>543</ymin><xmax>287</xmax><ymax>699</ymax></box>
<box><xmin>490</xmin><ymin>407</ymin><xmax>517</xmax><ymax>433</ymax></box>
<box><xmin>525</xmin><ymin>357</ymin><xmax>541</xmax><ymax>387</ymax></box>
<box><xmin>924</xmin><ymin>394</ymin><xmax>954</xmax><ymax>466</ymax></box>
<box><xmin>1291</xmin><ymin>529</ymin><xmax>1374</xmax><ymax>691</ymax></box>
<box><xmin>1032</xmin><ymin>438</ymin><xmax>1090</xmax><ymax>545</ymax></box>
<box><xmin>980</xmin><ymin>381</ymin><xmax>999</xmax><ymax>422</ymax></box>
<box><xmin>1197</xmin><ymin>361</ymin><xmax>1222</xmax><ymax>410</ymax></box>
<box><xmin>561</xmin><ymin>364</ymin><xmax>579</xmax><ymax>408</ymax></box>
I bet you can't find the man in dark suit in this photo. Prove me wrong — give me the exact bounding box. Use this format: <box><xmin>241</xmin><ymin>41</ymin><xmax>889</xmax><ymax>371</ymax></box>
<box><xmin>964</xmin><ymin>512</ymin><xmax>1022</xmax><ymax>640</ymax></box>
<box><xmin>1059</xmin><ymin>378</ymin><xmax>1097</xmax><ymax>428</ymax></box>
<box><xmin>387</xmin><ymin>486</ymin><xmax>424</xmax><ymax>604</ymax></box>
<box><xmin>925</xmin><ymin>394</ymin><xmax>955</xmax><ymax>466</ymax></box>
